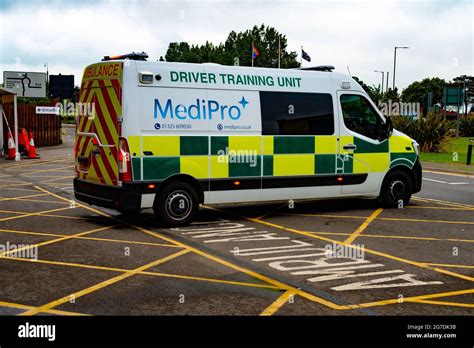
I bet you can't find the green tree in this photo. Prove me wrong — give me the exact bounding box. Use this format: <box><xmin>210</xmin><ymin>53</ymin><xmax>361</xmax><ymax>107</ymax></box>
<box><xmin>352</xmin><ymin>76</ymin><xmax>383</xmax><ymax>104</ymax></box>
<box><xmin>164</xmin><ymin>25</ymin><xmax>299</xmax><ymax>68</ymax></box>
<box><xmin>401</xmin><ymin>77</ymin><xmax>447</xmax><ymax>104</ymax></box>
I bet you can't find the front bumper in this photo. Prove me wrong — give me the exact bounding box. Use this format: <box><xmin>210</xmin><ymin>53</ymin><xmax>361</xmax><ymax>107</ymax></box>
<box><xmin>74</xmin><ymin>178</ymin><xmax>141</xmax><ymax>212</ymax></box>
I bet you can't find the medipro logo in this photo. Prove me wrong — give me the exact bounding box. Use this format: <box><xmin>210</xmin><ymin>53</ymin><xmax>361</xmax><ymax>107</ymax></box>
<box><xmin>154</xmin><ymin>97</ymin><xmax>249</xmax><ymax>121</ymax></box>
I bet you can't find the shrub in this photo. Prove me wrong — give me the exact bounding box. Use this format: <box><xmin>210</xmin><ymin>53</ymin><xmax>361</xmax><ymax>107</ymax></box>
<box><xmin>459</xmin><ymin>116</ymin><xmax>474</xmax><ymax>137</ymax></box>
<box><xmin>391</xmin><ymin>113</ymin><xmax>450</xmax><ymax>152</ymax></box>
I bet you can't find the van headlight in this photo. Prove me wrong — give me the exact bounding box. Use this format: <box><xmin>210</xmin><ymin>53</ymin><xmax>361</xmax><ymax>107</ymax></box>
<box><xmin>412</xmin><ymin>141</ymin><xmax>420</xmax><ymax>156</ymax></box>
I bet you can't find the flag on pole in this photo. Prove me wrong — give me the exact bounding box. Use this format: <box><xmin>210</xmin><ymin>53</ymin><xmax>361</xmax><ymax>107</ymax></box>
<box><xmin>302</xmin><ymin>48</ymin><xmax>311</xmax><ymax>62</ymax></box>
<box><xmin>251</xmin><ymin>43</ymin><xmax>259</xmax><ymax>67</ymax></box>
<box><xmin>252</xmin><ymin>45</ymin><xmax>260</xmax><ymax>59</ymax></box>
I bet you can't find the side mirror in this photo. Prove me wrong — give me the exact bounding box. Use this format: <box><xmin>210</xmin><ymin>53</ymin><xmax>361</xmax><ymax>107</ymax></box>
<box><xmin>387</xmin><ymin>116</ymin><xmax>394</xmax><ymax>136</ymax></box>
<box><xmin>379</xmin><ymin>116</ymin><xmax>393</xmax><ymax>141</ymax></box>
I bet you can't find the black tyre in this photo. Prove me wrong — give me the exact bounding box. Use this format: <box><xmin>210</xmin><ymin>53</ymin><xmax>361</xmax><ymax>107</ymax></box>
<box><xmin>379</xmin><ymin>170</ymin><xmax>413</xmax><ymax>208</ymax></box>
<box><xmin>154</xmin><ymin>181</ymin><xmax>199</xmax><ymax>227</ymax></box>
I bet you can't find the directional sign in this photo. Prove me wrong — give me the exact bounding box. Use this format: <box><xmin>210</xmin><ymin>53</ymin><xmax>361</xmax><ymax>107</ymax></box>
<box><xmin>3</xmin><ymin>71</ymin><xmax>46</xmax><ymax>98</ymax></box>
<box><xmin>36</xmin><ymin>106</ymin><xmax>60</xmax><ymax>115</ymax></box>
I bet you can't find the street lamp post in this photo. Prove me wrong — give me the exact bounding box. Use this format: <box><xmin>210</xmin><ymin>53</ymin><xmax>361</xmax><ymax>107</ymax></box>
<box><xmin>375</xmin><ymin>70</ymin><xmax>384</xmax><ymax>95</ymax></box>
<box><xmin>393</xmin><ymin>46</ymin><xmax>409</xmax><ymax>90</ymax></box>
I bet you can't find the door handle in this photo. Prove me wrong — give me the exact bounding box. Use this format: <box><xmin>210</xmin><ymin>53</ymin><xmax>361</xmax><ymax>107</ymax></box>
<box><xmin>343</xmin><ymin>144</ymin><xmax>357</xmax><ymax>150</ymax></box>
<box><xmin>92</xmin><ymin>148</ymin><xmax>101</xmax><ymax>155</ymax></box>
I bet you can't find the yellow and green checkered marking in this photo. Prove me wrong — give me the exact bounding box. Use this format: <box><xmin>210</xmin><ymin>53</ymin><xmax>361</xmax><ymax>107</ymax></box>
<box><xmin>127</xmin><ymin>134</ymin><xmax>417</xmax><ymax>182</ymax></box>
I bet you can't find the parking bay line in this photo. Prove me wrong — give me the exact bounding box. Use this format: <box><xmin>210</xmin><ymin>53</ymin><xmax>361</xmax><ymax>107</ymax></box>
<box><xmin>19</xmin><ymin>249</ymin><xmax>192</xmax><ymax>316</ymax></box>
<box><xmin>207</xmin><ymin>207</ymin><xmax>474</xmax><ymax>284</ymax></box>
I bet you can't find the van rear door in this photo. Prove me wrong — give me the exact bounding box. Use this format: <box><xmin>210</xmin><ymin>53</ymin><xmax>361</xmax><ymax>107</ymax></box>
<box><xmin>75</xmin><ymin>62</ymin><xmax>123</xmax><ymax>186</ymax></box>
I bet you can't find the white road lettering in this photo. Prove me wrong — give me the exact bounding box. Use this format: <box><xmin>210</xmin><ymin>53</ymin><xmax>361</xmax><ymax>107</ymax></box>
<box><xmin>172</xmin><ymin>220</ymin><xmax>443</xmax><ymax>291</ymax></box>
<box><xmin>332</xmin><ymin>274</ymin><xmax>443</xmax><ymax>291</ymax></box>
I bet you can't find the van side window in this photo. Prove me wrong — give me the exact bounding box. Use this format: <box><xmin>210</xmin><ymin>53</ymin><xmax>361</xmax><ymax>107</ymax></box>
<box><xmin>260</xmin><ymin>92</ymin><xmax>334</xmax><ymax>135</ymax></box>
<box><xmin>340</xmin><ymin>94</ymin><xmax>382</xmax><ymax>140</ymax></box>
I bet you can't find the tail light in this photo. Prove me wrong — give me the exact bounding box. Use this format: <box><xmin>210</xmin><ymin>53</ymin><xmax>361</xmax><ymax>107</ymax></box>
<box><xmin>118</xmin><ymin>137</ymin><xmax>132</xmax><ymax>183</ymax></box>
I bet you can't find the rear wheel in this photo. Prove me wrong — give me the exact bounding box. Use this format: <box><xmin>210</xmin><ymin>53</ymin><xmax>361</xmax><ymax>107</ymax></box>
<box><xmin>154</xmin><ymin>181</ymin><xmax>199</xmax><ymax>227</ymax></box>
<box><xmin>379</xmin><ymin>170</ymin><xmax>413</xmax><ymax>208</ymax></box>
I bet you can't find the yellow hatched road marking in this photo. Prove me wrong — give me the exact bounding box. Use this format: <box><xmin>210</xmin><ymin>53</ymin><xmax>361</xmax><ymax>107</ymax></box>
<box><xmin>20</xmin><ymin>165</ymin><xmax>74</xmax><ymax>175</ymax></box>
<box><xmin>409</xmin><ymin>299</ymin><xmax>474</xmax><ymax>308</ymax></box>
<box><xmin>39</xmin><ymin>176</ymin><xmax>75</xmax><ymax>183</ymax></box>
<box><xmin>0</xmin><ymin>183</ymin><xmax>34</xmax><ymax>188</ymax></box>
<box><xmin>3</xmin><ymin>158</ymin><xmax>71</xmax><ymax>169</ymax></box>
<box><xmin>413</xmin><ymin>196</ymin><xmax>474</xmax><ymax>209</ymax></box>
<box><xmin>0</xmin><ymin>227</ymin><xmax>180</xmax><ymax>248</ymax></box>
<box><xmin>260</xmin><ymin>290</ymin><xmax>296</xmax><ymax>316</ymax></box>
<box><xmin>1</xmin><ymin>254</ymin><xmax>278</xmax><ymax>293</ymax></box>
<box><xmin>19</xmin><ymin>249</ymin><xmax>191</xmax><ymax>316</ymax></box>
<box><xmin>0</xmin><ymin>224</ymin><xmax>120</xmax><ymax>257</ymax></box>
<box><xmin>352</xmin><ymin>288</ymin><xmax>474</xmax><ymax>309</ymax></box>
<box><xmin>34</xmin><ymin>185</ymin><xmax>349</xmax><ymax>310</ymax></box>
<box><xmin>0</xmin><ymin>207</ymin><xmax>74</xmax><ymax>223</ymax></box>
<box><xmin>0</xmin><ymin>193</ymin><xmax>48</xmax><ymax>202</ymax></box>
<box><xmin>344</xmin><ymin>208</ymin><xmax>383</xmax><ymax>245</ymax></box>
<box><xmin>206</xmin><ymin>206</ymin><xmax>474</xmax><ymax>283</ymax></box>
<box><xmin>0</xmin><ymin>300</ymin><xmax>90</xmax><ymax>316</ymax></box>
<box><xmin>423</xmin><ymin>263</ymin><xmax>474</xmax><ymax>269</ymax></box>
<box><xmin>308</xmin><ymin>230</ymin><xmax>474</xmax><ymax>244</ymax></box>
<box><xmin>284</xmin><ymin>212</ymin><xmax>474</xmax><ymax>225</ymax></box>
<box><xmin>0</xmin><ymin>186</ymin><xmax>39</xmax><ymax>192</ymax></box>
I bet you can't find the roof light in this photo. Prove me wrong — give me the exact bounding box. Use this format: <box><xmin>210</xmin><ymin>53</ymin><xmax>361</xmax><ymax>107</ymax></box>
<box><xmin>102</xmin><ymin>52</ymin><xmax>148</xmax><ymax>61</ymax></box>
<box><xmin>341</xmin><ymin>82</ymin><xmax>351</xmax><ymax>89</ymax></box>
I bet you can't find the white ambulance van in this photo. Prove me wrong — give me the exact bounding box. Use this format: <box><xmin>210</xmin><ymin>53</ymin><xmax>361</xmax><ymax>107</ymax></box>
<box><xmin>74</xmin><ymin>52</ymin><xmax>421</xmax><ymax>226</ymax></box>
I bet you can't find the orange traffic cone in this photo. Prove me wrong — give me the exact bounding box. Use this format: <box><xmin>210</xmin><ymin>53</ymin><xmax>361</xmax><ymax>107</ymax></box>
<box><xmin>28</xmin><ymin>132</ymin><xmax>39</xmax><ymax>159</ymax></box>
<box><xmin>7</xmin><ymin>132</ymin><xmax>16</xmax><ymax>160</ymax></box>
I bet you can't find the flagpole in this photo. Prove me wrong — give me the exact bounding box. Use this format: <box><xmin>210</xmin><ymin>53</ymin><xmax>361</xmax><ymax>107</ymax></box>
<box><xmin>300</xmin><ymin>45</ymin><xmax>303</xmax><ymax>67</ymax></box>
<box><xmin>251</xmin><ymin>42</ymin><xmax>254</xmax><ymax>67</ymax></box>
<box><xmin>278</xmin><ymin>36</ymin><xmax>281</xmax><ymax>69</ymax></box>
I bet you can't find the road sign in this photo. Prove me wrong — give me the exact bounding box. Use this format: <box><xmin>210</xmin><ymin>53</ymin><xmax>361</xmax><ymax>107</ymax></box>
<box><xmin>49</xmin><ymin>74</ymin><xmax>74</xmax><ymax>98</ymax></box>
<box><xmin>36</xmin><ymin>106</ymin><xmax>60</xmax><ymax>115</ymax></box>
<box><xmin>444</xmin><ymin>87</ymin><xmax>463</xmax><ymax>106</ymax></box>
<box><xmin>3</xmin><ymin>71</ymin><xmax>46</xmax><ymax>98</ymax></box>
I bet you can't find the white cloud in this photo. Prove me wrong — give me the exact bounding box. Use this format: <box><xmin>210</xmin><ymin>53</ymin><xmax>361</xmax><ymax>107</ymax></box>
<box><xmin>1</xmin><ymin>0</ymin><xmax>472</xmax><ymax>90</ymax></box>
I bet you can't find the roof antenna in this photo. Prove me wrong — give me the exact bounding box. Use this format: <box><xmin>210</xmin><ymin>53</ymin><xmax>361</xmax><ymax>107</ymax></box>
<box><xmin>347</xmin><ymin>66</ymin><xmax>352</xmax><ymax>77</ymax></box>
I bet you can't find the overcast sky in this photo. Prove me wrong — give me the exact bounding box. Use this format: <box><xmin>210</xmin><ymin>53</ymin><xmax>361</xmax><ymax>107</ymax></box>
<box><xmin>0</xmin><ymin>0</ymin><xmax>472</xmax><ymax>90</ymax></box>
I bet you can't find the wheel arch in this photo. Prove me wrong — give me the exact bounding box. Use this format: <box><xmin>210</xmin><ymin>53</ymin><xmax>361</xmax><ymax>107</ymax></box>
<box><xmin>156</xmin><ymin>174</ymin><xmax>204</xmax><ymax>205</ymax></box>
<box><xmin>381</xmin><ymin>164</ymin><xmax>416</xmax><ymax>195</ymax></box>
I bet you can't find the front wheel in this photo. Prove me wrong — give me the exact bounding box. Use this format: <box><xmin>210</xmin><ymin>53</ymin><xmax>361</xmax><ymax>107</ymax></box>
<box><xmin>379</xmin><ymin>170</ymin><xmax>413</xmax><ymax>208</ymax></box>
<box><xmin>154</xmin><ymin>181</ymin><xmax>199</xmax><ymax>227</ymax></box>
